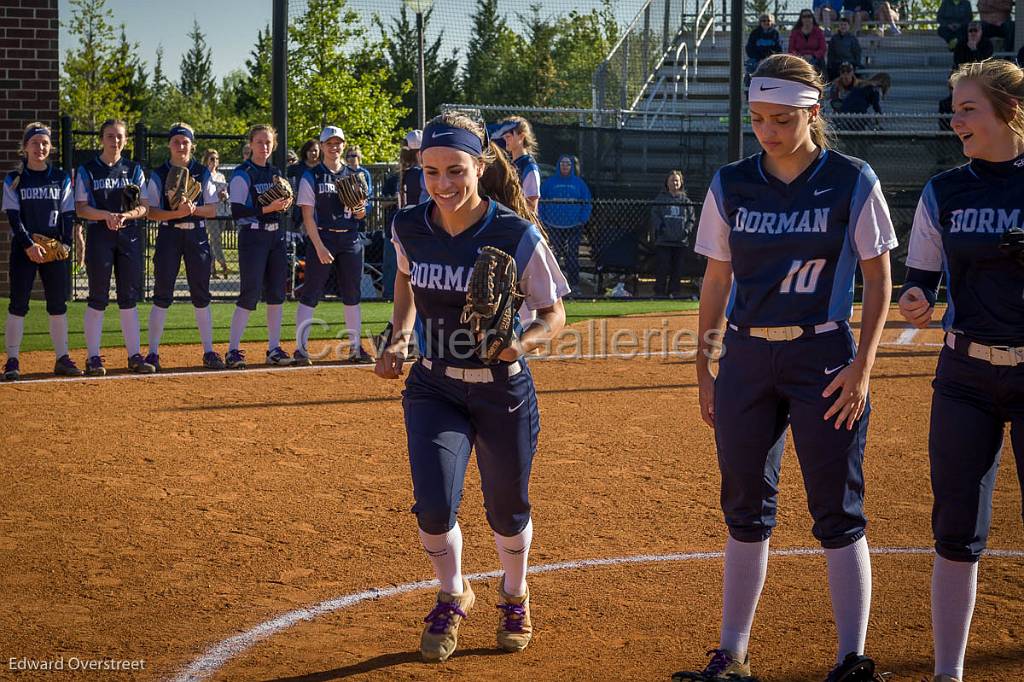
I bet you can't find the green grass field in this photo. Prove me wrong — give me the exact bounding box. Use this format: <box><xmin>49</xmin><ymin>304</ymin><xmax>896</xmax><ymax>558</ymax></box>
<box><xmin>15</xmin><ymin>299</ymin><xmax>699</xmax><ymax>352</ymax></box>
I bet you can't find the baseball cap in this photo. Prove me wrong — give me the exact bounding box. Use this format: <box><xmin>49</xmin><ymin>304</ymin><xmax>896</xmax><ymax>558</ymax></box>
<box><xmin>319</xmin><ymin>126</ymin><xmax>345</xmax><ymax>143</ymax></box>
<box><xmin>404</xmin><ymin>129</ymin><xmax>423</xmax><ymax>150</ymax></box>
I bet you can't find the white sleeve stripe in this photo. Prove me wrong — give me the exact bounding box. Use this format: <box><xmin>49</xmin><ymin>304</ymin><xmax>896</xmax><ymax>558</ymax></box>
<box><xmin>392</xmin><ymin>224</ymin><xmax>412</xmax><ymax>275</ymax></box>
<box><xmin>852</xmin><ymin>178</ymin><xmax>898</xmax><ymax>260</ymax></box>
<box><xmin>905</xmin><ymin>186</ymin><xmax>945</xmax><ymax>271</ymax></box>
<box><xmin>693</xmin><ymin>185</ymin><xmax>731</xmax><ymax>262</ymax></box>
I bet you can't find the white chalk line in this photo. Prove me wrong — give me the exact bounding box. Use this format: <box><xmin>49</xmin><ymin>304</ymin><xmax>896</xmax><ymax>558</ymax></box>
<box><xmin>168</xmin><ymin>545</ymin><xmax>1024</xmax><ymax>682</ymax></box>
<box><xmin>896</xmin><ymin>326</ymin><xmax>920</xmax><ymax>345</ymax></box>
<box><xmin>3</xmin><ymin>342</ymin><xmax>944</xmax><ymax>387</ymax></box>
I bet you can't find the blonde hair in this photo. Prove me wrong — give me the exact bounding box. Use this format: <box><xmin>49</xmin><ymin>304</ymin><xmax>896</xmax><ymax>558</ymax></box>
<box><xmin>950</xmin><ymin>59</ymin><xmax>1024</xmax><ymax>141</ymax></box>
<box><xmin>752</xmin><ymin>54</ymin><xmax>833</xmax><ymax>150</ymax></box>
<box><xmin>427</xmin><ymin>110</ymin><xmax>545</xmax><ymax>235</ymax></box>
<box><xmin>19</xmin><ymin>121</ymin><xmax>51</xmax><ymax>162</ymax></box>
<box><xmin>499</xmin><ymin>115</ymin><xmax>538</xmax><ymax>157</ymax></box>
<box><xmin>170</xmin><ymin>121</ymin><xmax>194</xmax><ymax>134</ymax></box>
<box><xmin>202</xmin><ymin>149</ymin><xmax>219</xmax><ymax>166</ymax></box>
<box><xmin>247</xmin><ymin>123</ymin><xmax>277</xmax><ymax>145</ymax></box>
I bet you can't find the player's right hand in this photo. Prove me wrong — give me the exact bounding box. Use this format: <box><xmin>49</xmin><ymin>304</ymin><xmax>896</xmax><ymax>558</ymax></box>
<box><xmin>315</xmin><ymin>243</ymin><xmax>334</xmax><ymax>265</ymax></box>
<box><xmin>898</xmin><ymin>286</ymin><xmax>933</xmax><ymax>328</ymax></box>
<box><xmin>697</xmin><ymin>371</ymin><xmax>715</xmax><ymax>427</ymax></box>
<box><xmin>24</xmin><ymin>243</ymin><xmax>46</xmax><ymax>263</ymax></box>
<box><xmin>104</xmin><ymin>211</ymin><xmax>123</xmax><ymax>230</ymax></box>
<box><xmin>374</xmin><ymin>344</ymin><xmax>407</xmax><ymax>379</ymax></box>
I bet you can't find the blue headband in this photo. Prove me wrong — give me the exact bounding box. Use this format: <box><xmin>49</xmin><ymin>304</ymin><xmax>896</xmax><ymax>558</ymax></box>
<box><xmin>168</xmin><ymin>125</ymin><xmax>195</xmax><ymax>142</ymax></box>
<box><xmin>420</xmin><ymin>123</ymin><xmax>486</xmax><ymax>156</ymax></box>
<box><xmin>23</xmin><ymin>126</ymin><xmax>50</xmax><ymax>144</ymax></box>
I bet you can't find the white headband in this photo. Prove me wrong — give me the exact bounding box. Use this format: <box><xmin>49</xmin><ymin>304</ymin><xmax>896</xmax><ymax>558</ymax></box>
<box><xmin>748</xmin><ymin>77</ymin><xmax>820</xmax><ymax>108</ymax></box>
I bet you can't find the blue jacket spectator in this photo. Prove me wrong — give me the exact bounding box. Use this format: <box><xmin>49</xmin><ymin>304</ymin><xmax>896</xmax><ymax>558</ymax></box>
<box><xmin>746</xmin><ymin>14</ymin><xmax>783</xmax><ymax>74</ymax></box>
<box><xmin>937</xmin><ymin>0</ymin><xmax>974</xmax><ymax>47</ymax></box>
<box><xmin>539</xmin><ymin>155</ymin><xmax>591</xmax><ymax>288</ymax></box>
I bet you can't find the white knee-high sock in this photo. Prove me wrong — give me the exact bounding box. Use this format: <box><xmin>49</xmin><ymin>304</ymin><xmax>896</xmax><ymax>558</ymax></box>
<box><xmin>84</xmin><ymin>306</ymin><xmax>105</xmax><ymax>357</ymax></box>
<box><xmin>494</xmin><ymin>519</ymin><xmax>533</xmax><ymax>597</ymax></box>
<box><xmin>48</xmin><ymin>315</ymin><xmax>69</xmax><ymax>359</ymax></box>
<box><xmin>148</xmin><ymin>305</ymin><xmax>169</xmax><ymax>354</ymax></box>
<box><xmin>119</xmin><ymin>307</ymin><xmax>141</xmax><ymax>357</ymax></box>
<box><xmin>932</xmin><ymin>555</ymin><xmax>978</xmax><ymax>679</ymax></box>
<box><xmin>343</xmin><ymin>304</ymin><xmax>362</xmax><ymax>354</ymax></box>
<box><xmin>194</xmin><ymin>306</ymin><xmax>214</xmax><ymax>353</ymax></box>
<box><xmin>5</xmin><ymin>314</ymin><xmax>25</xmax><ymax>358</ymax></box>
<box><xmin>420</xmin><ymin>524</ymin><xmax>464</xmax><ymax>595</ymax></box>
<box><xmin>266</xmin><ymin>303</ymin><xmax>283</xmax><ymax>351</ymax></box>
<box><xmin>720</xmin><ymin>536</ymin><xmax>770</xmax><ymax>659</ymax></box>
<box><xmin>228</xmin><ymin>306</ymin><xmax>251</xmax><ymax>351</ymax></box>
<box><xmin>825</xmin><ymin>536</ymin><xmax>872</xmax><ymax>663</ymax></box>
<box><xmin>295</xmin><ymin>303</ymin><xmax>316</xmax><ymax>352</ymax></box>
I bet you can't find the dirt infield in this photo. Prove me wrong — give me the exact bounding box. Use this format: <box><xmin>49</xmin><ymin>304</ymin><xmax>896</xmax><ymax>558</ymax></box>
<box><xmin>2</xmin><ymin>307</ymin><xmax>1022</xmax><ymax>681</ymax></box>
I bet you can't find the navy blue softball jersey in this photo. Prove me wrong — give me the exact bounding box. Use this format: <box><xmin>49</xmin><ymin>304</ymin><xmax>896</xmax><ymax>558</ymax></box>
<box><xmin>695</xmin><ymin>150</ymin><xmax>898</xmax><ymax>326</ymax></box>
<box><xmin>906</xmin><ymin>155</ymin><xmax>1024</xmax><ymax>346</ymax></box>
<box><xmin>229</xmin><ymin>160</ymin><xmax>287</xmax><ymax>226</ymax></box>
<box><xmin>144</xmin><ymin>160</ymin><xmax>218</xmax><ymax>223</ymax></box>
<box><xmin>74</xmin><ymin>156</ymin><xmax>146</xmax><ymax>217</ymax></box>
<box><xmin>392</xmin><ymin>199</ymin><xmax>569</xmax><ymax>368</ymax></box>
<box><xmin>3</xmin><ymin>165</ymin><xmax>75</xmax><ymax>248</ymax></box>
<box><xmin>296</xmin><ymin>162</ymin><xmax>363</xmax><ymax>229</ymax></box>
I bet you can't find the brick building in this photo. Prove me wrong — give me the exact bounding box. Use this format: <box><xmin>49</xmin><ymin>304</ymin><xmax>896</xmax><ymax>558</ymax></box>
<box><xmin>0</xmin><ymin>0</ymin><xmax>60</xmax><ymax>297</ymax></box>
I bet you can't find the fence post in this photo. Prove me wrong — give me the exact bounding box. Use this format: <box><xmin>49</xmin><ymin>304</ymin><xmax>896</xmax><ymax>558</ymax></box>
<box><xmin>133</xmin><ymin>122</ymin><xmax>148</xmax><ymax>166</ymax></box>
<box><xmin>642</xmin><ymin>4</ymin><xmax>651</xmax><ymax>73</ymax></box>
<box><xmin>59</xmin><ymin>114</ymin><xmax>72</xmax><ymax>172</ymax></box>
<box><xmin>620</xmin><ymin>35</ymin><xmax>629</xmax><ymax>111</ymax></box>
<box><xmin>667</xmin><ymin>0</ymin><xmax>676</xmax><ymax>53</ymax></box>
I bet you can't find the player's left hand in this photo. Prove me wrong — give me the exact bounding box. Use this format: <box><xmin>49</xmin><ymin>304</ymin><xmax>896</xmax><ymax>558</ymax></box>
<box><xmin>822</xmin><ymin>360</ymin><xmax>869</xmax><ymax>430</ymax></box>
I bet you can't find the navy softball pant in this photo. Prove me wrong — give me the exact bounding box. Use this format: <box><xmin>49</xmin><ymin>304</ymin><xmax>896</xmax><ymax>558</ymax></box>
<box><xmin>402</xmin><ymin>358</ymin><xmax>540</xmax><ymax>537</ymax></box>
<box><xmin>236</xmin><ymin>227</ymin><xmax>288</xmax><ymax>310</ymax></box>
<box><xmin>85</xmin><ymin>221</ymin><xmax>143</xmax><ymax>311</ymax></box>
<box><xmin>8</xmin><ymin>246</ymin><xmax>69</xmax><ymax>316</ymax></box>
<box><xmin>299</xmin><ymin>230</ymin><xmax>363</xmax><ymax>307</ymax></box>
<box><xmin>151</xmin><ymin>225</ymin><xmax>212</xmax><ymax>309</ymax></box>
<box><xmin>929</xmin><ymin>342</ymin><xmax>1024</xmax><ymax>563</ymax></box>
<box><xmin>713</xmin><ymin>324</ymin><xmax>869</xmax><ymax>549</ymax></box>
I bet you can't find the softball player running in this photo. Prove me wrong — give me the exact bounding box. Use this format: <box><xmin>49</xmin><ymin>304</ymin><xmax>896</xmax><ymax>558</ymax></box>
<box><xmin>499</xmin><ymin>116</ymin><xmax>541</xmax><ymax>214</ymax></box>
<box><xmin>897</xmin><ymin>59</ymin><xmax>1024</xmax><ymax>682</ymax></box>
<box><xmin>292</xmin><ymin>126</ymin><xmax>372</xmax><ymax>365</ymax></box>
<box><xmin>675</xmin><ymin>54</ymin><xmax>896</xmax><ymax>682</ymax></box>
<box><xmin>75</xmin><ymin>119</ymin><xmax>154</xmax><ymax>376</ymax></box>
<box><xmin>2</xmin><ymin>122</ymin><xmax>81</xmax><ymax>379</ymax></box>
<box><xmin>224</xmin><ymin>124</ymin><xmax>294</xmax><ymax>369</ymax></box>
<box><xmin>143</xmin><ymin>123</ymin><xmax>224</xmax><ymax>371</ymax></box>
<box><xmin>375</xmin><ymin>110</ymin><xmax>568</xmax><ymax>663</ymax></box>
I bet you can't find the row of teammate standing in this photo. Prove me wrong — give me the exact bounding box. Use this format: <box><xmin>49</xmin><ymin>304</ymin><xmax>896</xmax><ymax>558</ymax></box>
<box><xmin>1</xmin><ymin>119</ymin><xmax>380</xmax><ymax>380</ymax></box>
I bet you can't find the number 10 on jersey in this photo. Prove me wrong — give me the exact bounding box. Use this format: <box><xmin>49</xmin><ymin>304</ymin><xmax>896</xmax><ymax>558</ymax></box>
<box><xmin>780</xmin><ymin>258</ymin><xmax>826</xmax><ymax>294</ymax></box>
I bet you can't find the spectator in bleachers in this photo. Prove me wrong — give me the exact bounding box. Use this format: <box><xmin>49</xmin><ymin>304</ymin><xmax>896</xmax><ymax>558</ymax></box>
<box><xmin>746</xmin><ymin>14</ymin><xmax>783</xmax><ymax>76</ymax></box>
<box><xmin>814</xmin><ymin>0</ymin><xmax>843</xmax><ymax>33</ymax></box>
<box><xmin>203</xmin><ymin>148</ymin><xmax>230</xmax><ymax>280</ymax></box>
<box><xmin>649</xmin><ymin>170</ymin><xmax>695</xmax><ymax>299</ymax></box>
<box><xmin>978</xmin><ymin>0</ymin><xmax>1014</xmax><ymax>51</ymax></box>
<box><xmin>539</xmin><ymin>155</ymin><xmax>592</xmax><ymax>289</ymax></box>
<box><xmin>286</xmin><ymin>149</ymin><xmax>298</xmax><ymax>166</ymax></box>
<box><xmin>827</xmin><ymin>16</ymin><xmax>863</xmax><ymax>80</ymax></box>
<box><xmin>871</xmin><ymin>0</ymin><xmax>902</xmax><ymax>36</ymax></box>
<box><xmin>789</xmin><ymin>10</ymin><xmax>828</xmax><ymax>72</ymax></box>
<box><xmin>842</xmin><ymin>0</ymin><xmax>871</xmax><ymax>35</ymax></box>
<box><xmin>954</xmin><ymin>21</ymin><xmax>995</xmax><ymax>66</ymax></box>
<box><xmin>936</xmin><ymin>0</ymin><xmax>973</xmax><ymax>49</ymax></box>
<box><xmin>830</xmin><ymin>61</ymin><xmax>885</xmax><ymax>129</ymax></box>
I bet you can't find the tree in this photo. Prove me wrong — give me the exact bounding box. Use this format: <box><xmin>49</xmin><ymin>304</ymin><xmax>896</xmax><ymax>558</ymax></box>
<box><xmin>375</xmin><ymin>6</ymin><xmax>460</xmax><ymax>129</ymax></box>
<box><xmin>508</xmin><ymin>5</ymin><xmax>561</xmax><ymax>107</ymax></box>
<box><xmin>111</xmin><ymin>25</ymin><xmax>149</xmax><ymax>117</ymax></box>
<box><xmin>179</xmin><ymin>19</ymin><xmax>215</xmax><ymax>100</ymax></box>
<box><xmin>152</xmin><ymin>44</ymin><xmax>170</xmax><ymax>99</ymax></box>
<box><xmin>288</xmin><ymin>0</ymin><xmax>407</xmax><ymax>160</ymax></box>
<box><xmin>233</xmin><ymin>24</ymin><xmax>273</xmax><ymax>121</ymax></box>
<box><xmin>460</xmin><ymin>0</ymin><xmax>528</xmax><ymax>105</ymax></box>
<box><xmin>60</xmin><ymin>0</ymin><xmax>125</xmax><ymax>129</ymax></box>
<box><xmin>549</xmin><ymin>3</ymin><xmax>620</xmax><ymax>108</ymax></box>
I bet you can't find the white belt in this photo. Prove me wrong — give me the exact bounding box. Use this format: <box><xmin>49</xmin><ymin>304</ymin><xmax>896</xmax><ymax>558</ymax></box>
<box><xmin>420</xmin><ymin>357</ymin><xmax>522</xmax><ymax>383</ymax></box>
<box><xmin>167</xmin><ymin>222</ymin><xmax>195</xmax><ymax>230</ymax></box>
<box><xmin>244</xmin><ymin>223</ymin><xmax>279</xmax><ymax>231</ymax></box>
<box><xmin>946</xmin><ymin>332</ymin><xmax>1024</xmax><ymax>367</ymax></box>
<box><xmin>729</xmin><ymin>321</ymin><xmax>838</xmax><ymax>341</ymax></box>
